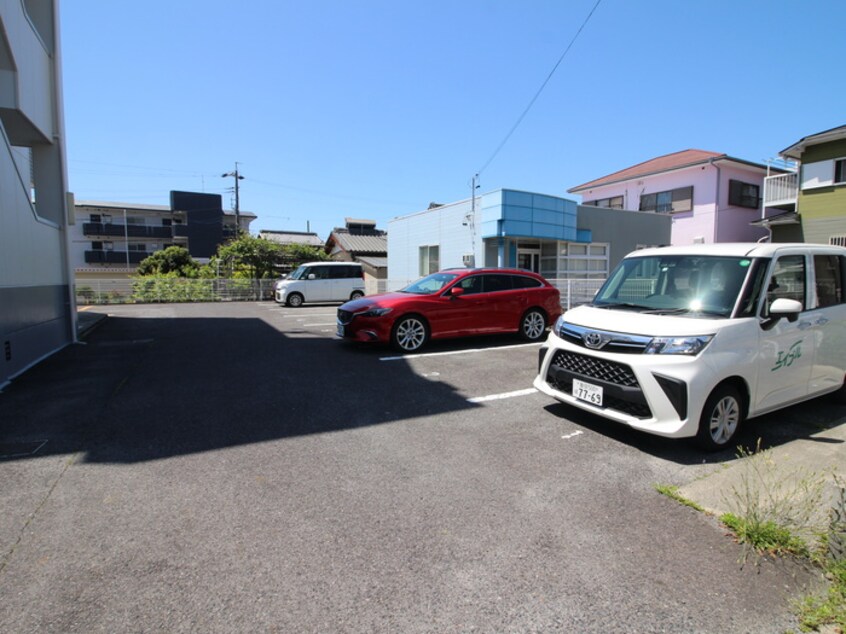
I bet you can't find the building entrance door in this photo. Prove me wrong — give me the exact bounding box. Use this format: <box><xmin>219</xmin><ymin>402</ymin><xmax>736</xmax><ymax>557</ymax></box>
<box><xmin>517</xmin><ymin>249</ymin><xmax>540</xmax><ymax>273</ymax></box>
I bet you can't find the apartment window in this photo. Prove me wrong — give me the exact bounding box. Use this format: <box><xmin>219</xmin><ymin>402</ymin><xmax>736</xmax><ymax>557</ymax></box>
<box><xmin>584</xmin><ymin>196</ymin><xmax>623</xmax><ymax>209</ymax></box>
<box><xmin>91</xmin><ymin>241</ymin><xmax>103</xmax><ymax>250</ymax></box>
<box><xmin>127</xmin><ymin>243</ymin><xmax>146</xmax><ymax>251</ymax></box>
<box><xmin>125</xmin><ymin>217</ymin><xmax>145</xmax><ymax>225</ymax></box>
<box><xmin>728</xmin><ymin>180</ymin><xmax>760</xmax><ymax>209</ymax></box>
<box><xmin>419</xmin><ymin>245</ymin><xmax>440</xmax><ymax>276</ymax></box>
<box><xmin>835</xmin><ymin>159</ymin><xmax>846</xmax><ymax>184</ymax></box>
<box><xmin>89</xmin><ymin>214</ymin><xmax>101</xmax><ymax>223</ymax></box>
<box><xmin>162</xmin><ymin>218</ymin><xmax>172</xmax><ymax>226</ymax></box>
<box><xmin>639</xmin><ymin>186</ymin><xmax>693</xmax><ymax>213</ymax></box>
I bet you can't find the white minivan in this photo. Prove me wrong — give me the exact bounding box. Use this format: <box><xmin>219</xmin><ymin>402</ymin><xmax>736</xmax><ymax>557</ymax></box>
<box><xmin>534</xmin><ymin>243</ymin><xmax>846</xmax><ymax>450</ymax></box>
<box><xmin>274</xmin><ymin>262</ymin><xmax>365</xmax><ymax>307</ymax></box>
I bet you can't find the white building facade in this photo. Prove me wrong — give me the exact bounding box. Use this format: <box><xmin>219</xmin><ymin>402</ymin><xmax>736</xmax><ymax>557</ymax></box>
<box><xmin>1</xmin><ymin>0</ymin><xmax>74</xmax><ymax>387</ymax></box>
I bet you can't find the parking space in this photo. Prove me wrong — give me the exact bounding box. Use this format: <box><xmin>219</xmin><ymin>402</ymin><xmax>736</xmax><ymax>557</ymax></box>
<box><xmin>0</xmin><ymin>302</ymin><xmax>826</xmax><ymax>633</ymax></box>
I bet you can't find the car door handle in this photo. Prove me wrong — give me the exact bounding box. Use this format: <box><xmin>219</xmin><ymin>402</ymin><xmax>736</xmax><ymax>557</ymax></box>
<box><xmin>815</xmin><ymin>316</ymin><xmax>830</xmax><ymax>326</ymax></box>
<box><xmin>797</xmin><ymin>321</ymin><xmax>813</xmax><ymax>331</ymax></box>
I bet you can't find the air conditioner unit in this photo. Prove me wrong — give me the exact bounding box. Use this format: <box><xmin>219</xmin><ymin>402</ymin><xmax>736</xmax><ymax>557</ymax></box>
<box><xmin>462</xmin><ymin>254</ymin><xmax>475</xmax><ymax>267</ymax></box>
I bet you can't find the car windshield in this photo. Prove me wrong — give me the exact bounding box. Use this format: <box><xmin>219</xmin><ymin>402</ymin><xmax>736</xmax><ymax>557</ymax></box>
<box><xmin>401</xmin><ymin>272</ymin><xmax>461</xmax><ymax>295</ymax></box>
<box><xmin>288</xmin><ymin>265</ymin><xmax>307</xmax><ymax>281</ymax></box>
<box><xmin>592</xmin><ymin>255</ymin><xmax>754</xmax><ymax>318</ymax></box>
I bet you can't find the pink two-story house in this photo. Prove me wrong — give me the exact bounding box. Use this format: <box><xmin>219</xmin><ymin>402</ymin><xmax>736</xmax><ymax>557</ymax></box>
<box><xmin>568</xmin><ymin>150</ymin><xmax>786</xmax><ymax>245</ymax></box>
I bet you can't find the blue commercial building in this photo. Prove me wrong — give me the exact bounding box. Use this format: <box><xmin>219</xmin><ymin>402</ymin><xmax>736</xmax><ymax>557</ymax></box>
<box><xmin>387</xmin><ymin>188</ymin><xmax>671</xmax><ymax>288</ymax></box>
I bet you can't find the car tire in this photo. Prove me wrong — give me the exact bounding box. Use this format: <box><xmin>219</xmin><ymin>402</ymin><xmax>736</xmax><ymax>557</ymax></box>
<box><xmin>520</xmin><ymin>309</ymin><xmax>547</xmax><ymax>341</ymax></box>
<box><xmin>350</xmin><ymin>291</ymin><xmax>364</xmax><ymax>301</ymax></box>
<box><xmin>286</xmin><ymin>293</ymin><xmax>304</xmax><ymax>308</ymax></box>
<box><xmin>391</xmin><ymin>315</ymin><xmax>429</xmax><ymax>353</ymax></box>
<box><xmin>696</xmin><ymin>384</ymin><xmax>743</xmax><ymax>451</ymax></box>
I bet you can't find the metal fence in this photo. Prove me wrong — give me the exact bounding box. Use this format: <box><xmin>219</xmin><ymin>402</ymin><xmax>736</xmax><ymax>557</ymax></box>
<box><xmin>75</xmin><ymin>278</ymin><xmax>277</xmax><ymax>304</ymax></box>
<box><xmin>75</xmin><ymin>277</ymin><xmax>607</xmax><ymax>309</ymax></box>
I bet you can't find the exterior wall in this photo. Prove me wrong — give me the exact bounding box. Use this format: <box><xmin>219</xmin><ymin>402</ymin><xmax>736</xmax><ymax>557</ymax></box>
<box><xmin>574</xmin><ymin>162</ymin><xmax>769</xmax><ymax>245</ymax></box>
<box><xmin>797</xmin><ymin>138</ymin><xmax>846</xmax><ymax>244</ymax></box>
<box><xmin>712</xmin><ymin>164</ymin><xmax>771</xmax><ymax>244</ymax></box>
<box><xmin>1</xmin><ymin>0</ymin><xmax>73</xmax><ymax>388</ymax></box>
<box><xmin>575</xmin><ymin>206</ymin><xmax>672</xmax><ymax>269</ymax></box>
<box><xmin>479</xmin><ymin>190</ymin><xmax>581</xmax><ymax>241</ymax></box>
<box><xmin>387</xmin><ymin>198</ymin><xmax>479</xmax><ymax>287</ymax></box>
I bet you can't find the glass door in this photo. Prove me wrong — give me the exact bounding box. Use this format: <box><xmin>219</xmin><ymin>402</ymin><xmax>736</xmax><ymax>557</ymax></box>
<box><xmin>517</xmin><ymin>249</ymin><xmax>540</xmax><ymax>273</ymax></box>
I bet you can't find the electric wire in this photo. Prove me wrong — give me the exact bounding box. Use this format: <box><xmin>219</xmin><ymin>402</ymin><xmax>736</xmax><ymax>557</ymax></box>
<box><xmin>476</xmin><ymin>0</ymin><xmax>603</xmax><ymax>176</ymax></box>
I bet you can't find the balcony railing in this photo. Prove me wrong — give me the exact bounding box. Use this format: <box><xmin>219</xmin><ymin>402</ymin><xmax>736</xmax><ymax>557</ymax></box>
<box><xmin>763</xmin><ymin>172</ymin><xmax>798</xmax><ymax>207</ymax></box>
<box><xmin>82</xmin><ymin>223</ymin><xmax>173</xmax><ymax>239</ymax></box>
<box><xmin>84</xmin><ymin>250</ymin><xmax>150</xmax><ymax>264</ymax></box>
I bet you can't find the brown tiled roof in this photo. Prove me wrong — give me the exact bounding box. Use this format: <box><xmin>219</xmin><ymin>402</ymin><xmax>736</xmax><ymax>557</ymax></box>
<box><xmin>568</xmin><ymin>149</ymin><xmax>725</xmax><ymax>193</ymax></box>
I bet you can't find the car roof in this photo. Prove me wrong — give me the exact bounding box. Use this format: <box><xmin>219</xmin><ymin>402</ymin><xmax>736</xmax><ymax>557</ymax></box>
<box><xmin>441</xmin><ymin>267</ymin><xmax>540</xmax><ymax>275</ymax></box>
<box><xmin>627</xmin><ymin>242</ymin><xmax>846</xmax><ymax>259</ymax></box>
<box><xmin>300</xmin><ymin>261</ymin><xmax>361</xmax><ymax>266</ymax></box>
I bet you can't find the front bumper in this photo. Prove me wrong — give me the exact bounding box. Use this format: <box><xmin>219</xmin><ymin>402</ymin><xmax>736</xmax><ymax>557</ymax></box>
<box><xmin>335</xmin><ymin>313</ymin><xmax>392</xmax><ymax>344</ymax></box>
<box><xmin>534</xmin><ymin>330</ymin><xmax>713</xmax><ymax>439</ymax></box>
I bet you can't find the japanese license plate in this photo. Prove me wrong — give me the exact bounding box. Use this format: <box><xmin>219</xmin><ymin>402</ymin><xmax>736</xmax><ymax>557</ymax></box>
<box><xmin>572</xmin><ymin>379</ymin><xmax>603</xmax><ymax>406</ymax></box>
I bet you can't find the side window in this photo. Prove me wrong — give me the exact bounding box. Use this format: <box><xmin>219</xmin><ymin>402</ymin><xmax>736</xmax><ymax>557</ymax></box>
<box><xmin>814</xmin><ymin>255</ymin><xmax>844</xmax><ymax>308</ymax></box>
<box><xmin>456</xmin><ymin>276</ymin><xmax>482</xmax><ymax>295</ymax></box>
<box><xmin>311</xmin><ymin>266</ymin><xmax>329</xmax><ymax>280</ymax></box>
<box><xmin>350</xmin><ymin>266</ymin><xmax>362</xmax><ymax>279</ymax></box>
<box><xmin>765</xmin><ymin>255</ymin><xmax>806</xmax><ymax>314</ymax></box>
<box><xmin>482</xmin><ymin>274</ymin><xmax>514</xmax><ymax>293</ymax></box>
<box><xmin>328</xmin><ymin>266</ymin><xmax>345</xmax><ymax>280</ymax></box>
<box><xmin>512</xmin><ymin>275</ymin><xmax>542</xmax><ymax>289</ymax></box>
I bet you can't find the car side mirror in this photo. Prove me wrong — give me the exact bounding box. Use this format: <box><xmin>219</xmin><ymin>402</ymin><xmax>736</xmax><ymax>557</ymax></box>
<box><xmin>762</xmin><ymin>297</ymin><xmax>802</xmax><ymax>329</ymax></box>
<box><xmin>308</xmin><ymin>274</ymin><xmax>316</xmax><ymax>280</ymax></box>
<box><xmin>449</xmin><ymin>287</ymin><xmax>465</xmax><ymax>298</ymax></box>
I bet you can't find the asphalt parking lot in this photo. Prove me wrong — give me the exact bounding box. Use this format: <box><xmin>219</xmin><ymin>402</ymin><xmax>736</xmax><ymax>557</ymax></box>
<box><xmin>1</xmin><ymin>301</ymin><xmax>841</xmax><ymax>633</ymax></box>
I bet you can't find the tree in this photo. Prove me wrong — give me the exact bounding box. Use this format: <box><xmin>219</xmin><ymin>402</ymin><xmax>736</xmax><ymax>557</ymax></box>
<box><xmin>137</xmin><ymin>246</ymin><xmax>200</xmax><ymax>277</ymax></box>
<box><xmin>216</xmin><ymin>235</ymin><xmax>285</xmax><ymax>279</ymax></box>
<box><xmin>279</xmin><ymin>243</ymin><xmax>330</xmax><ymax>268</ymax></box>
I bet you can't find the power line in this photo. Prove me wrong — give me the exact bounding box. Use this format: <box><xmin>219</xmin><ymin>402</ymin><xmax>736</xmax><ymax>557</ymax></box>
<box><xmin>476</xmin><ymin>0</ymin><xmax>603</xmax><ymax>176</ymax></box>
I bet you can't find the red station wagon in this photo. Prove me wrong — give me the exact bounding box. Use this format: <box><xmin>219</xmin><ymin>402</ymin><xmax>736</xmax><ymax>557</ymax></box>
<box><xmin>336</xmin><ymin>268</ymin><xmax>562</xmax><ymax>352</ymax></box>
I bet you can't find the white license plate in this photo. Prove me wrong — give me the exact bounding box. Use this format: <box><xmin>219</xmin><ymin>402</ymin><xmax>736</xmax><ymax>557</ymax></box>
<box><xmin>336</xmin><ymin>323</ymin><xmax>345</xmax><ymax>337</ymax></box>
<box><xmin>573</xmin><ymin>379</ymin><xmax>603</xmax><ymax>406</ymax></box>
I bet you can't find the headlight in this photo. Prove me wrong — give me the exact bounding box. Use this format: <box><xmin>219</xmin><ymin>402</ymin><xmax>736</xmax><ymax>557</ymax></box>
<box><xmin>645</xmin><ymin>335</ymin><xmax>713</xmax><ymax>355</ymax></box>
<box><xmin>554</xmin><ymin>315</ymin><xmax>567</xmax><ymax>337</ymax></box>
<box><xmin>358</xmin><ymin>307</ymin><xmax>393</xmax><ymax>318</ymax></box>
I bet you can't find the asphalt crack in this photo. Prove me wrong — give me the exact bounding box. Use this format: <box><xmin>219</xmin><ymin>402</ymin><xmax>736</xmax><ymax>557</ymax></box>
<box><xmin>0</xmin><ymin>452</ymin><xmax>80</xmax><ymax>576</ymax></box>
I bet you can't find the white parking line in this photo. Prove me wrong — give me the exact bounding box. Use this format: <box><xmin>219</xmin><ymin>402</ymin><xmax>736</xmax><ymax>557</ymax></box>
<box><xmin>380</xmin><ymin>342</ymin><xmax>539</xmax><ymax>362</ymax></box>
<box><xmin>301</xmin><ymin>323</ymin><xmax>337</xmax><ymax>327</ymax></box>
<box><xmin>467</xmin><ymin>388</ymin><xmax>538</xmax><ymax>403</ymax></box>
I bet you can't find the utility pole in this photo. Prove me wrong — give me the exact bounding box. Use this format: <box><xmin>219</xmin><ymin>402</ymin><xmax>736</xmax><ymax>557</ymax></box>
<box><xmin>222</xmin><ymin>163</ymin><xmax>244</xmax><ymax>238</ymax></box>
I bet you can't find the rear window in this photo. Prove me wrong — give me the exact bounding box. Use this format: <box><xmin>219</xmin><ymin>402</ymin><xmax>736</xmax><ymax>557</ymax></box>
<box><xmin>512</xmin><ymin>275</ymin><xmax>542</xmax><ymax>289</ymax></box>
<box><xmin>814</xmin><ymin>254</ymin><xmax>845</xmax><ymax>308</ymax></box>
<box><xmin>483</xmin><ymin>275</ymin><xmax>513</xmax><ymax>293</ymax></box>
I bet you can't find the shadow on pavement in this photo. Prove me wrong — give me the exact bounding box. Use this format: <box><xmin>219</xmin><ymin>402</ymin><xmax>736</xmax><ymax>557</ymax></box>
<box><xmin>1</xmin><ymin>313</ymin><xmax>478</xmax><ymax>464</ymax></box>
<box><xmin>543</xmin><ymin>398</ymin><xmax>846</xmax><ymax>466</ymax></box>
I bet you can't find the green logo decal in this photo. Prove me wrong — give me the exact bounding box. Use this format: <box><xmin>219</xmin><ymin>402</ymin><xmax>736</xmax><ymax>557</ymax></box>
<box><xmin>772</xmin><ymin>340</ymin><xmax>802</xmax><ymax>372</ymax></box>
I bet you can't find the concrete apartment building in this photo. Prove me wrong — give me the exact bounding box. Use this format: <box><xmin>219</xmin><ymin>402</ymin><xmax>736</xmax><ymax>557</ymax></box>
<box><xmin>72</xmin><ymin>192</ymin><xmax>256</xmax><ymax>281</ymax></box>
<box><xmin>1</xmin><ymin>0</ymin><xmax>74</xmax><ymax>388</ymax></box>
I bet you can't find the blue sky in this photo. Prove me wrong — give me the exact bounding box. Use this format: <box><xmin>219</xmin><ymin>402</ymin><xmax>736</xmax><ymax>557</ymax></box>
<box><xmin>60</xmin><ymin>0</ymin><xmax>846</xmax><ymax>239</ymax></box>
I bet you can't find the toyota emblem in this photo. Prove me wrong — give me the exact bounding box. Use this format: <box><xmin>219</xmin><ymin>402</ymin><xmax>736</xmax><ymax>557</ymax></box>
<box><xmin>583</xmin><ymin>331</ymin><xmax>605</xmax><ymax>349</ymax></box>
